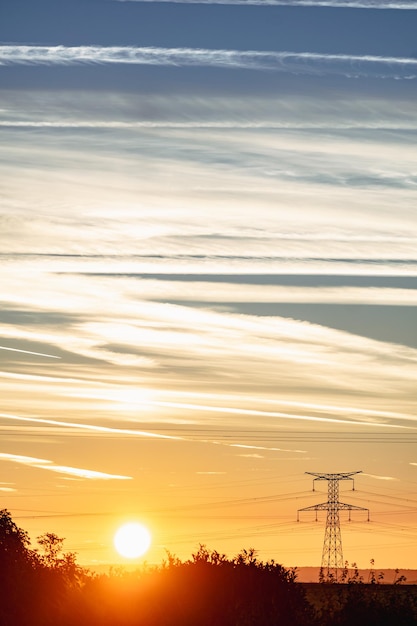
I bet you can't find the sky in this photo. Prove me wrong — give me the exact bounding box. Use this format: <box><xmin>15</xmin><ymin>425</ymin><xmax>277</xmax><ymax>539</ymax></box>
<box><xmin>0</xmin><ymin>0</ymin><xmax>417</xmax><ymax>571</ymax></box>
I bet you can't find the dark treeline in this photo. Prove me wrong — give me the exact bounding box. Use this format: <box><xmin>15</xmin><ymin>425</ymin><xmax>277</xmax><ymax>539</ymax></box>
<box><xmin>1</xmin><ymin>509</ymin><xmax>416</xmax><ymax>626</ymax></box>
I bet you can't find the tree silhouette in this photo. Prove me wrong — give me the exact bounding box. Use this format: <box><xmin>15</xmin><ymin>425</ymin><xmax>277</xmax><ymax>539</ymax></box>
<box><xmin>0</xmin><ymin>510</ymin><xmax>416</xmax><ymax>626</ymax></box>
<box><xmin>0</xmin><ymin>508</ymin><xmax>33</xmax><ymax>567</ymax></box>
<box><xmin>0</xmin><ymin>509</ymin><xmax>39</xmax><ymax>624</ymax></box>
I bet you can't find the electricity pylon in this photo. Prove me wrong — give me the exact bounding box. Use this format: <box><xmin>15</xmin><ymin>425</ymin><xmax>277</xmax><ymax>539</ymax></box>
<box><xmin>297</xmin><ymin>472</ymin><xmax>369</xmax><ymax>581</ymax></box>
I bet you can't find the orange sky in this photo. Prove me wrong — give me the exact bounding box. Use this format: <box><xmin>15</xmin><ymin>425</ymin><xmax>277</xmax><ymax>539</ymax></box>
<box><xmin>1</xmin><ymin>0</ymin><xmax>417</xmax><ymax>573</ymax></box>
<box><xmin>1</xmin><ymin>290</ymin><xmax>417</xmax><ymax>570</ymax></box>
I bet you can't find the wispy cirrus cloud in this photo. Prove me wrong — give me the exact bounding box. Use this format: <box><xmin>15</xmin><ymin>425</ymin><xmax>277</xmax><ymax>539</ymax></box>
<box><xmin>0</xmin><ymin>45</ymin><xmax>416</xmax><ymax>79</ymax></box>
<box><xmin>1</xmin><ymin>128</ymin><xmax>416</xmax><ymax>265</ymax></box>
<box><xmin>0</xmin><ymin>413</ymin><xmax>182</xmax><ymax>440</ymax></box>
<box><xmin>104</xmin><ymin>282</ymin><xmax>417</xmax><ymax>305</ymax></box>
<box><xmin>2</xmin><ymin>120</ymin><xmax>417</xmax><ymax>131</ymax></box>
<box><xmin>0</xmin><ymin>452</ymin><xmax>132</xmax><ymax>480</ymax></box>
<box><xmin>362</xmin><ymin>473</ymin><xmax>398</xmax><ymax>480</ymax></box>
<box><xmin>116</xmin><ymin>0</ymin><xmax>417</xmax><ymax>9</ymax></box>
<box><xmin>229</xmin><ymin>443</ymin><xmax>306</xmax><ymax>453</ymax></box>
<box><xmin>0</xmin><ymin>346</ymin><xmax>61</xmax><ymax>359</ymax></box>
<box><xmin>1</xmin><ymin>91</ymin><xmax>416</xmax><ymax>131</ymax></box>
<box><xmin>1</xmin><ymin>266</ymin><xmax>417</xmax><ymax>424</ymax></box>
<box><xmin>237</xmin><ymin>453</ymin><xmax>264</xmax><ymax>458</ymax></box>
<box><xmin>150</xmin><ymin>400</ymin><xmax>392</xmax><ymax>427</ymax></box>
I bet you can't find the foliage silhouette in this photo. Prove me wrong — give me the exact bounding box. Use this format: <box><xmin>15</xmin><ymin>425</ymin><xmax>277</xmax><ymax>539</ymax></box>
<box><xmin>0</xmin><ymin>508</ymin><xmax>40</xmax><ymax>625</ymax></box>
<box><xmin>0</xmin><ymin>510</ymin><xmax>416</xmax><ymax>626</ymax></box>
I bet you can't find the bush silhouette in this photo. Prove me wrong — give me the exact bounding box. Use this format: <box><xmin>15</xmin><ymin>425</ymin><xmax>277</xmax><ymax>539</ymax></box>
<box><xmin>0</xmin><ymin>510</ymin><xmax>416</xmax><ymax>626</ymax></box>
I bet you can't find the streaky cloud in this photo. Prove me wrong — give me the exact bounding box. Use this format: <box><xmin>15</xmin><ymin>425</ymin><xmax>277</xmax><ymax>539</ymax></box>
<box><xmin>121</xmin><ymin>283</ymin><xmax>417</xmax><ymax>305</ymax></box>
<box><xmin>229</xmin><ymin>443</ymin><xmax>306</xmax><ymax>453</ymax></box>
<box><xmin>0</xmin><ymin>413</ymin><xmax>182</xmax><ymax>440</ymax></box>
<box><xmin>2</xmin><ymin>120</ymin><xmax>417</xmax><ymax>130</ymax></box>
<box><xmin>237</xmin><ymin>453</ymin><xmax>264</xmax><ymax>458</ymax></box>
<box><xmin>0</xmin><ymin>453</ymin><xmax>52</xmax><ymax>465</ymax></box>
<box><xmin>149</xmin><ymin>400</ymin><xmax>395</xmax><ymax>427</ymax></box>
<box><xmin>34</xmin><ymin>465</ymin><xmax>132</xmax><ymax>480</ymax></box>
<box><xmin>163</xmin><ymin>391</ymin><xmax>417</xmax><ymax>421</ymax></box>
<box><xmin>0</xmin><ymin>345</ymin><xmax>61</xmax><ymax>359</ymax></box>
<box><xmin>2</xmin><ymin>90</ymin><xmax>417</xmax><ymax>132</ymax></box>
<box><xmin>116</xmin><ymin>0</ymin><xmax>417</xmax><ymax>9</ymax></box>
<box><xmin>0</xmin><ymin>46</ymin><xmax>416</xmax><ymax>79</ymax></box>
<box><xmin>362</xmin><ymin>472</ymin><xmax>398</xmax><ymax>480</ymax></box>
<box><xmin>0</xmin><ymin>452</ymin><xmax>131</xmax><ymax>480</ymax></box>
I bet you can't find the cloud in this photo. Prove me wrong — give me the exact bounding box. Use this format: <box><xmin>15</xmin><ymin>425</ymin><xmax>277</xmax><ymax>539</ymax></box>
<box><xmin>109</xmin><ymin>282</ymin><xmax>417</xmax><ymax>305</ymax></box>
<box><xmin>0</xmin><ymin>46</ymin><xmax>416</xmax><ymax>79</ymax></box>
<box><xmin>0</xmin><ymin>452</ymin><xmax>132</xmax><ymax>480</ymax></box>
<box><xmin>116</xmin><ymin>0</ymin><xmax>417</xmax><ymax>8</ymax></box>
<box><xmin>237</xmin><ymin>453</ymin><xmax>264</xmax><ymax>458</ymax></box>
<box><xmin>1</xmin><ymin>128</ymin><xmax>416</xmax><ymax>268</ymax></box>
<box><xmin>0</xmin><ymin>413</ymin><xmax>182</xmax><ymax>440</ymax></box>
<box><xmin>362</xmin><ymin>473</ymin><xmax>398</xmax><ymax>480</ymax></box>
<box><xmin>160</xmin><ymin>392</ymin><xmax>416</xmax><ymax>422</ymax></box>
<box><xmin>35</xmin><ymin>465</ymin><xmax>131</xmax><ymax>480</ymax></box>
<box><xmin>1</xmin><ymin>262</ymin><xmax>417</xmax><ymax>432</ymax></box>
<box><xmin>0</xmin><ymin>346</ymin><xmax>61</xmax><ymax>359</ymax></box>
<box><xmin>1</xmin><ymin>254</ymin><xmax>416</xmax><ymax>441</ymax></box>
<box><xmin>151</xmin><ymin>400</ymin><xmax>379</xmax><ymax>426</ymax></box>
<box><xmin>229</xmin><ymin>443</ymin><xmax>306</xmax><ymax>453</ymax></box>
<box><xmin>3</xmin><ymin>120</ymin><xmax>416</xmax><ymax>130</ymax></box>
<box><xmin>2</xmin><ymin>90</ymin><xmax>417</xmax><ymax>131</ymax></box>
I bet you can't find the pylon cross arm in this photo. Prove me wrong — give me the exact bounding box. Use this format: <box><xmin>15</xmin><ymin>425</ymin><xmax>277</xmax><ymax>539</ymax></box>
<box><xmin>298</xmin><ymin>502</ymin><xmax>368</xmax><ymax>513</ymax></box>
<box><xmin>305</xmin><ymin>471</ymin><xmax>362</xmax><ymax>481</ymax></box>
<box><xmin>298</xmin><ymin>502</ymin><xmax>329</xmax><ymax>512</ymax></box>
<box><xmin>337</xmin><ymin>502</ymin><xmax>369</xmax><ymax>512</ymax></box>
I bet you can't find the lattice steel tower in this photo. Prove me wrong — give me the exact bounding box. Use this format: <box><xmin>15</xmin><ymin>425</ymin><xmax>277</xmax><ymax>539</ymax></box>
<box><xmin>297</xmin><ymin>472</ymin><xmax>369</xmax><ymax>580</ymax></box>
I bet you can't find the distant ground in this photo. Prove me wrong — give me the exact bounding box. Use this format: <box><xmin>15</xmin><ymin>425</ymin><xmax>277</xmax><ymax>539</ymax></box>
<box><xmin>90</xmin><ymin>563</ymin><xmax>417</xmax><ymax>584</ymax></box>
<box><xmin>295</xmin><ymin>567</ymin><xmax>417</xmax><ymax>584</ymax></box>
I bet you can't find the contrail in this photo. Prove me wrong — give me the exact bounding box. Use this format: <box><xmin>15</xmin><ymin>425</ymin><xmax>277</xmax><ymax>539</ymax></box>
<box><xmin>0</xmin><ymin>346</ymin><xmax>61</xmax><ymax>359</ymax></box>
<box><xmin>149</xmin><ymin>400</ymin><xmax>397</xmax><ymax>427</ymax></box>
<box><xmin>0</xmin><ymin>413</ymin><xmax>182</xmax><ymax>440</ymax></box>
<box><xmin>116</xmin><ymin>0</ymin><xmax>417</xmax><ymax>9</ymax></box>
<box><xmin>1</xmin><ymin>120</ymin><xmax>417</xmax><ymax>130</ymax></box>
<box><xmin>0</xmin><ymin>45</ymin><xmax>415</xmax><ymax>79</ymax></box>
<box><xmin>0</xmin><ymin>452</ymin><xmax>132</xmax><ymax>480</ymax></box>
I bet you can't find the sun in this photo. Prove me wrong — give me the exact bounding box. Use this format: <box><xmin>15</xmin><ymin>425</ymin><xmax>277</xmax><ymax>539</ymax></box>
<box><xmin>114</xmin><ymin>522</ymin><xmax>152</xmax><ymax>559</ymax></box>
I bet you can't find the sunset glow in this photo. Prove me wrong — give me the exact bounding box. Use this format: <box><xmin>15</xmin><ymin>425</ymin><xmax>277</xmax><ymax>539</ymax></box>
<box><xmin>1</xmin><ymin>0</ymin><xmax>416</xmax><ymax>578</ymax></box>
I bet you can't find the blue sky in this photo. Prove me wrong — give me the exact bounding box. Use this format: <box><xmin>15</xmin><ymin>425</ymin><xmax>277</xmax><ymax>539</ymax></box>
<box><xmin>0</xmin><ymin>0</ymin><xmax>417</xmax><ymax>569</ymax></box>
